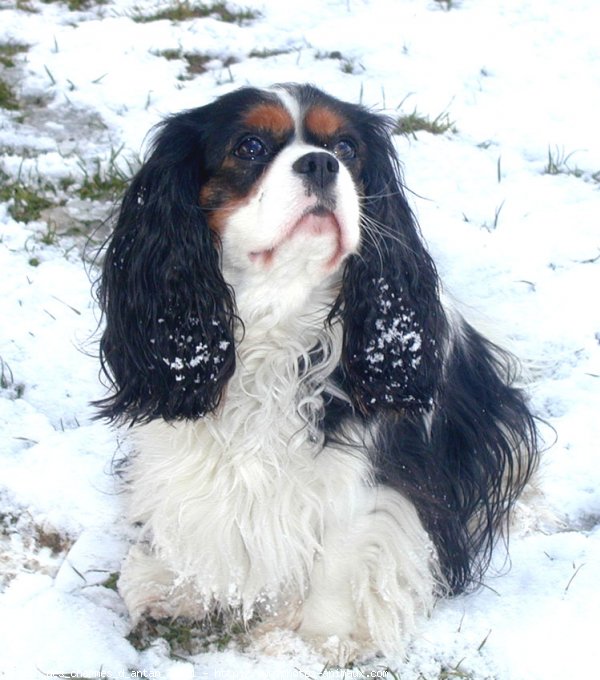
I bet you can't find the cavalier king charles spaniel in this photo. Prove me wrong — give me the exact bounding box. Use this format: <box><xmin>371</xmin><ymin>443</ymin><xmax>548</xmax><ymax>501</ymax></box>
<box><xmin>97</xmin><ymin>84</ymin><xmax>539</xmax><ymax>663</ymax></box>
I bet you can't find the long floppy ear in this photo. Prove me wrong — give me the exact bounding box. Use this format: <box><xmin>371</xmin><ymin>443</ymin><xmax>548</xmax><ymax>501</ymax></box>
<box><xmin>336</xmin><ymin>115</ymin><xmax>447</xmax><ymax>414</ymax></box>
<box><xmin>95</xmin><ymin>109</ymin><xmax>236</xmax><ymax>424</ymax></box>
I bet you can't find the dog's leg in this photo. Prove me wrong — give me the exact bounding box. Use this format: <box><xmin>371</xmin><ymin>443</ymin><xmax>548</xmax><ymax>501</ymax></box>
<box><xmin>295</xmin><ymin>487</ymin><xmax>439</xmax><ymax>664</ymax></box>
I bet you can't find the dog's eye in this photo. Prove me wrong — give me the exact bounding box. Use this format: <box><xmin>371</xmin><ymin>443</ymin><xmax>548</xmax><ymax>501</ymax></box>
<box><xmin>234</xmin><ymin>136</ymin><xmax>268</xmax><ymax>160</ymax></box>
<box><xmin>332</xmin><ymin>139</ymin><xmax>356</xmax><ymax>160</ymax></box>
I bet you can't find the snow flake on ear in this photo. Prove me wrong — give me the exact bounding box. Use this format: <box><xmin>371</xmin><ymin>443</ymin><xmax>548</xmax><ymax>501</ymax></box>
<box><xmin>350</xmin><ymin>277</ymin><xmax>434</xmax><ymax>411</ymax></box>
<box><xmin>159</xmin><ymin>314</ymin><xmax>232</xmax><ymax>392</ymax></box>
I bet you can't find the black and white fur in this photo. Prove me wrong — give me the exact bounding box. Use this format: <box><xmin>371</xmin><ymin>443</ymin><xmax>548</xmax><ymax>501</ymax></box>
<box><xmin>96</xmin><ymin>84</ymin><xmax>538</xmax><ymax>663</ymax></box>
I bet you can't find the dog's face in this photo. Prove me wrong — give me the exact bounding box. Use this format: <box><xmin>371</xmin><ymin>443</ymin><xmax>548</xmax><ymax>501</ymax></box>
<box><xmin>197</xmin><ymin>87</ymin><xmax>363</xmax><ymax>315</ymax></box>
<box><xmin>97</xmin><ymin>84</ymin><xmax>446</xmax><ymax>422</ymax></box>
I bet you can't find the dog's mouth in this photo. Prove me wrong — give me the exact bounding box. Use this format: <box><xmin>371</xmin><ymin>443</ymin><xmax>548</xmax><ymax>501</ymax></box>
<box><xmin>249</xmin><ymin>206</ymin><xmax>346</xmax><ymax>268</ymax></box>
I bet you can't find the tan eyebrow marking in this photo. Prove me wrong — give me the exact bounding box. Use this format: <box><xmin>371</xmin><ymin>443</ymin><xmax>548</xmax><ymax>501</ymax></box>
<box><xmin>241</xmin><ymin>103</ymin><xmax>294</xmax><ymax>135</ymax></box>
<box><xmin>304</xmin><ymin>106</ymin><xmax>346</xmax><ymax>137</ymax></box>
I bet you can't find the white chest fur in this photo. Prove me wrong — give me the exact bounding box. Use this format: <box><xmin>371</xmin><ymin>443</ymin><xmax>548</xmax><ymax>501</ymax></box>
<box><xmin>125</xmin><ymin>320</ymin><xmax>372</xmax><ymax>616</ymax></box>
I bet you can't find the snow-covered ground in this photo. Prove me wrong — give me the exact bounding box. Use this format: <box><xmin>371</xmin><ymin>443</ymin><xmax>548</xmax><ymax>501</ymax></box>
<box><xmin>1</xmin><ymin>0</ymin><xmax>599</xmax><ymax>678</ymax></box>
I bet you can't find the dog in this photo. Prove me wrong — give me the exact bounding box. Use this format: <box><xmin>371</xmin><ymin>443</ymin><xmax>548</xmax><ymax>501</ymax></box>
<box><xmin>96</xmin><ymin>83</ymin><xmax>539</xmax><ymax>664</ymax></box>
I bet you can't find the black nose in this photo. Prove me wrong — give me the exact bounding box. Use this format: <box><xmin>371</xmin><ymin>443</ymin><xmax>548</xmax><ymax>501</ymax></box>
<box><xmin>292</xmin><ymin>151</ymin><xmax>339</xmax><ymax>190</ymax></box>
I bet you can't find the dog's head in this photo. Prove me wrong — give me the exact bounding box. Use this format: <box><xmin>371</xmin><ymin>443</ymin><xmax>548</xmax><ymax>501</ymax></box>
<box><xmin>96</xmin><ymin>84</ymin><xmax>446</xmax><ymax>423</ymax></box>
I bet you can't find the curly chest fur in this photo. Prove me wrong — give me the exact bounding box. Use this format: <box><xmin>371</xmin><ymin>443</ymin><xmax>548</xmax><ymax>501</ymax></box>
<box><xmin>125</xmin><ymin>323</ymin><xmax>372</xmax><ymax>615</ymax></box>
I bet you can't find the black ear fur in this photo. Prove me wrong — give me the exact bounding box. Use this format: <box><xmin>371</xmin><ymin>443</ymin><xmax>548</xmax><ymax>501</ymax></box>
<box><xmin>95</xmin><ymin>109</ymin><xmax>236</xmax><ymax>423</ymax></box>
<box><xmin>427</xmin><ymin>325</ymin><xmax>540</xmax><ymax>591</ymax></box>
<box><xmin>372</xmin><ymin>325</ymin><xmax>540</xmax><ymax>594</ymax></box>
<box><xmin>336</xmin><ymin>114</ymin><xmax>447</xmax><ymax>414</ymax></box>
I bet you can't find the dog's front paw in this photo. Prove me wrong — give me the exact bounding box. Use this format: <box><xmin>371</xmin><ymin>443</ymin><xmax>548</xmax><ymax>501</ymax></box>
<box><xmin>250</xmin><ymin>619</ymin><xmax>367</xmax><ymax>667</ymax></box>
<box><xmin>302</xmin><ymin>632</ymin><xmax>366</xmax><ymax>666</ymax></box>
<box><xmin>250</xmin><ymin>625</ymin><xmax>310</xmax><ymax>658</ymax></box>
<box><xmin>119</xmin><ymin>545</ymin><xmax>203</xmax><ymax>624</ymax></box>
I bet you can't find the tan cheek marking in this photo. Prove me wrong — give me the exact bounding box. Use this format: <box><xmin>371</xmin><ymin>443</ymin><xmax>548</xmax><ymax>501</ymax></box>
<box><xmin>200</xmin><ymin>181</ymin><xmax>260</xmax><ymax>236</ymax></box>
<box><xmin>242</xmin><ymin>103</ymin><xmax>294</xmax><ymax>136</ymax></box>
<box><xmin>304</xmin><ymin>106</ymin><xmax>346</xmax><ymax>138</ymax></box>
<box><xmin>204</xmin><ymin>204</ymin><xmax>236</xmax><ymax>235</ymax></box>
<box><xmin>200</xmin><ymin>183</ymin><xmax>236</xmax><ymax>235</ymax></box>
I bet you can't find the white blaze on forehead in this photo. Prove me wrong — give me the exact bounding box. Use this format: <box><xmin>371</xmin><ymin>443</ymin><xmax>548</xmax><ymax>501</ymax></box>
<box><xmin>269</xmin><ymin>86</ymin><xmax>304</xmax><ymax>140</ymax></box>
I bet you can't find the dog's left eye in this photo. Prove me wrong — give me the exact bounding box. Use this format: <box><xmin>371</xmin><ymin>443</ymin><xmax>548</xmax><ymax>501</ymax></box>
<box><xmin>234</xmin><ymin>136</ymin><xmax>268</xmax><ymax>160</ymax></box>
<box><xmin>332</xmin><ymin>139</ymin><xmax>356</xmax><ymax>160</ymax></box>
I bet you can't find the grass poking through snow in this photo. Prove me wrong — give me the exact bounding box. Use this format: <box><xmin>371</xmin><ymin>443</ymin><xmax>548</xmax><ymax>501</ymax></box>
<box><xmin>394</xmin><ymin>109</ymin><xmax>456</xmax><ymax>137</ymax></box>
<box><xmin>0</xmin><ymin>79</ymin><xmax>20</xmax><ymax>110</ymax></box>
<box><xmin>131</xmin><ymin>0</ymin><xmax>260</xmax><ymax>25</ymax></box>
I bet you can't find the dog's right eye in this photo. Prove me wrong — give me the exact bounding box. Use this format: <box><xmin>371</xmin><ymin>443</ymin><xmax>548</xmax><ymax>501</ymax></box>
<box><xmin>234</xmin><ymin>136</ymin><xmax>268</xmax><ymax>160</ymax></box>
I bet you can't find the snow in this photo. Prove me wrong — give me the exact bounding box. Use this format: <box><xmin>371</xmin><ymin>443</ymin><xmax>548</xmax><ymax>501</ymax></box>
<box><xmin>1</xmin><ymin>0</ymin><xmax>599</xmax><ymax>678</ymax></box>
